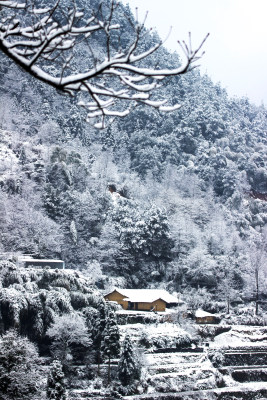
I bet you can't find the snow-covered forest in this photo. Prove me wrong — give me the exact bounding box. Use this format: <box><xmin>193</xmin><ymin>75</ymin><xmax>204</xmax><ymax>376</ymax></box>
<box><xmin>1</xmin><ymin>0</ymin><xmax>267</xmax><ymax>398</ymax></box>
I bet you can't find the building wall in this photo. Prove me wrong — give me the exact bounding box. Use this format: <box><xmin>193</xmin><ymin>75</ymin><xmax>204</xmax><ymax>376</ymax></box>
<box><xmin>136</xmin><ymin>300</ymin><xmax>166</xmax><ymax>311</ymax></box>
<box><xmin>132</xmin><ymin>299</ymin><xmax>166</xmax><ymax>311</ymax></box>
<box><xmin>104</xmin><ymin>291</ymin><xmax>128</xmax><ymax>310</ymax></box>
<box><xmin>24</xmin><ymin>260</ymin><xmax>65</xmax><ymax>269</ymax></box>
<box><xmin>135</xmin><ymin>302</ymin><xmax>152</xmax><ymax>311</ymax></box>
<box><xmin>104</xmin><ymin>291</ymin><xmax>167</xmax><ymax>311</ymax></box>
<box><xmin>151</xmin><ymin>299</ymin><xmax>166</xmax><ymax>312</ymax></box>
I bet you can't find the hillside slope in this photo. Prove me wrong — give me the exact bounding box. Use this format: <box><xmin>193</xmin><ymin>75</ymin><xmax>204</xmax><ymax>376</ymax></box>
<box><xmin>0</xmin><ymin>0</ymin><xmax>267</xmax><ymax>312</ymax></box>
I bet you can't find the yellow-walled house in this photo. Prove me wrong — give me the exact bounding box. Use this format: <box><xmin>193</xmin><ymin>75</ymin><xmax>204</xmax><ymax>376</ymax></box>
<box><xmin>104</xmin><ymin>288</ymin><xmax>180</xmax><ymax>312</ymax></box>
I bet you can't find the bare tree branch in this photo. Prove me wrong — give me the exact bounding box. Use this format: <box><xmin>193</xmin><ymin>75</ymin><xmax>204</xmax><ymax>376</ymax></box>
<box><xmin>0</xmin><ymin>0</ymin><xmax>209</xmax><ymax>128</ymax></box>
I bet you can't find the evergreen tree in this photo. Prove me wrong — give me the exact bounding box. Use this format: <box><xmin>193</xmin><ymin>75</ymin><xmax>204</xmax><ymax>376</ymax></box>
<box><xmin>47</xmin><ymin>359</ymin><xmax>66</xmax><ymax>400</ymax></box>
<box><xmin>142</xmin><ymin>205</ymin><xmax>174</xmax><ymax>259</ymax></box>
<box><xmin>84</xmin><ymin>301</ymin><xmax>108</xmax><ymax>375</ymax></box>
<box><xmin>118</xmin><ymin>334</ymin><xmax>140</xmax><ymax>386</ymax></box>
<box><xmin>101</xmin><ymin>310</ymin><xmax>120</xmax><ymax>383</ymax></box>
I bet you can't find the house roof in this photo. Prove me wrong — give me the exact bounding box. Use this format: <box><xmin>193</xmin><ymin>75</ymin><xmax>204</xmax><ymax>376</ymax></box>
<box><xmin>106</xmin><ymin>288</ymin><xmax>179</xmax><ymax>304</ymax></box>
<box><xmin>195</xmin><ymin>309</ymin><xmax>216</xmax><ymax>318</ymax></box>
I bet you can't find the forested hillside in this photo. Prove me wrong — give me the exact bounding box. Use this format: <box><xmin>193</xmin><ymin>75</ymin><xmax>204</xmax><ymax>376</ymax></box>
<box><xmin>1</xmin><ymin>0</ymin><xmax>267</xmax><ymax>313</ymax></box>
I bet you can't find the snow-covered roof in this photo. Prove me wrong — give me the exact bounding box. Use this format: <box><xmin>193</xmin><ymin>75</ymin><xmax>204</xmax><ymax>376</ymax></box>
<box><xmin>107</xmin><ymin>288</ymin><xmax>179</xmax><ymax>304</ymax></box>
<box><xmin>195</xmin><ymin>309</ymin><xmax>216</xmax><ymax>318</ymax></box>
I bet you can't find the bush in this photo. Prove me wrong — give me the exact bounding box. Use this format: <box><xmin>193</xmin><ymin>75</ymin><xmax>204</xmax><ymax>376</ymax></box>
<box><xmin>226</xmin><ymin>307</ymin><xmax>267</xmax><ymax>326</ymax></box>
<box><xmin>116</xmin><ymin>312</ymin><xmax>162</xmax><ymax>325</ymax></box>
<box><xmin>0</xmin><ymin>330</ymin><xmax>43</xmax><ymax>399</ymax></box>
<box><xmin>197</xmin><ymin>325</ymin><xmax>231</xmax><ymax>339</ymax></box>
<box><xmin>138</xmin><ymin>324</ymin><xmax>192</xmax><ymax>350</ymax></box>
<box><xmin>208</xmin><ymin>348</ymin><xmax>226</xmax><ymax>368</ymax></box>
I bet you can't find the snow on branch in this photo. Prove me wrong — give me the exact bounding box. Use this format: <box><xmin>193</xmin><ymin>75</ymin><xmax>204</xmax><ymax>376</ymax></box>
<box><xmin>0</xmin><ymin>0</ymin><xmax>209</xmax><ymax>128</ymax></box>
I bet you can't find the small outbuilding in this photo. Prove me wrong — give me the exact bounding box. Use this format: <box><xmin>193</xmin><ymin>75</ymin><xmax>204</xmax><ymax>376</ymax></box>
<box><xmin>195</xmin><ymin>309</ymin><xmax>220</xmax><ymax>324</ymax></box>
<box><xmin>19</xmin><ymin>258</ymin><xmax>65</xmax><ymax>269</ymax></box>
<box><xmin>104</xmin><ymin>288</ymin><xmax>181</xmax><ymax>312</ymax></box>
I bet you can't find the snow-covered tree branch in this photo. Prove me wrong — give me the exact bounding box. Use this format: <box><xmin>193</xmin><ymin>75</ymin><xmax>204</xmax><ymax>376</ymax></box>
<box><xmin>0</xmin><ymin>0</ymin><xmax>208</xmax><ymax>128</ymax></box>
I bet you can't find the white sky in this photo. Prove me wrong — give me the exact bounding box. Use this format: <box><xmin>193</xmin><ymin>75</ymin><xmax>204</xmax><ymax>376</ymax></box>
<box><xmin>121</xmin><ymin>0</ymin><xmax>267</xmax><ymax>106</ymax></box>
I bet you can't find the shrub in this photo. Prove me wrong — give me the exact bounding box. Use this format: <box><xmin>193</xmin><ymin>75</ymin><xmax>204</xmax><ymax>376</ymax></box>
<box><xmin>208</xmin><ymin>348</ymin><xmax>226</xmax><ymax>368</ymax></box>
<box><xmin>0</xmin><ymin>330</ymin><xmax>43</xmax><ymax>399</ymax></box>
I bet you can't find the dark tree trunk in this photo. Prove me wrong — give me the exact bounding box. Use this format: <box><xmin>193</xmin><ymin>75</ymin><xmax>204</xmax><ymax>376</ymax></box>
<box><xmin>108</xmin><ymin>355</ymin><xmax>111</xmax><ymax>384</ymax></box>
<box><xmin>255</xmin><ymin>269</ymin><xmax>259</xmax><ymax>315</ymax></box>
<box><xmin>97</xmin><ymin>350</ymin><xmax>101</xmax><ymax>376</ymax></box>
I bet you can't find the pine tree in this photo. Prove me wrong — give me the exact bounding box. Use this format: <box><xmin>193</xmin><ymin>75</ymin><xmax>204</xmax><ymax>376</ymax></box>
<box><xmin>118</xmin><ymin>335</ymin><xmax>140</xmax><ymax>386</ymax></box>
<box><xmin>84</xmin><ymin>301</ymin><xmax>107</xmax><ymax>375</ymax></box>
<box><xmin>101</xmin><ymin>310</ymin><xmax>120</xmax><ymax>383</ymax></box>
<box><xmin>95</xmin><ymin>302</ymin><xmax>107</xmax><ymax>375</ymax></box>
<box><xmin>143</xmin><ymin>205</ymin><xmax>174</xmax><ymax>259</ymax></box>
<box><xmin>47</xmin><ymin>359</ymin><xmax>66</xmax><ymax>400</ymax></box>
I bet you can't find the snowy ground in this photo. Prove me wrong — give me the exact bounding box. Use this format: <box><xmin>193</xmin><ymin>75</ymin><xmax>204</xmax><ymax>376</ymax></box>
<box><xmin>118</xmin><ymin>322</ymin><xmax>267</xmax><ymax>398</ymax></box>
<box><xmin>143</xmin><ymin>351</ymin><xmax>221</xmax><ymax>394</ymax></box>
<box><xmin>122</xmin><ymin>382</ymin><xmax>267</xmax><ymax>399</ymax></box>
<box><xmin>119</xmin><ymin>322</ymin><xmax>192</xmax><ymax>349</ymax></box>
<box><xmin>211</xmin><ymin>325</ymin><xmax>267</xmax><ymax>349</ymax></box>
<box><xmin>118</xmin><ymin>322</ymin><xmax>221</xmax><ymax>394</ymax></box>
<box><xmin>67</xmin><ymin>322</ymin><xmax>267</xmax><ymax>399</ymax></box>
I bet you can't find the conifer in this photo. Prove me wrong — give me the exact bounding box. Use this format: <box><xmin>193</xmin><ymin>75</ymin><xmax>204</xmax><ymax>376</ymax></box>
<box><xmin>47</xmin><ymin>359</ymin><xmax>66</xmax><ymax>400</ymax></box>
<box><xmin>118</xmin><ymin>334</ymin><xmax>140</xmax><ymax>386</ymax></box>
<box><xmin>101</xmin><ymin>310</ymin><xmax>120</xmax><ymax>383</ymax></box>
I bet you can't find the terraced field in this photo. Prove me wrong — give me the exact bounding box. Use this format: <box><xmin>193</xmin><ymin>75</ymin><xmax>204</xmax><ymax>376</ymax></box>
<box><xmin>123</xmin><ymin>324</ymin><xmax>267</xmax><ymax>399</ymax></box>
<box><xmin>69</xmin><ymin>324</ymin><xmax>267</xmax><ymax>399</ymax></box>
